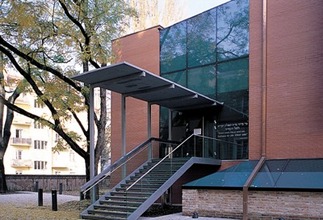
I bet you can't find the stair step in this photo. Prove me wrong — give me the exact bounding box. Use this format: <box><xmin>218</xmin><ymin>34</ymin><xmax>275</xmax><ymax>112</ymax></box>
<box><xmin>81</xmin><ymin>213</ymin><xmax>126</xmax><ymax>220</ymax></box>
<box><xmin>110</xmin><ymin>191</ymin><xmax>152</xmax><ymax>198</ymax></box>
<box><xmin>116</xmin><ymin>187</ymin><xmax>157</xmax><ymax>192</ymax></box>
<box><xmin>120</xmin><ymin>183</ymin><xmax>161</xmax><ymax>188</ymax></box>
<box><xmin>94</xmin><ymin>204</ymin><xmax>137</xmax><ymax>212</ymax></box>
<box><xmin>105</xmin><ymin>195</ymin><xmax>148</xmax><ymax>201</ymax></box>
<box><xmin>88</xmin><ymin>209</ymin><xmax>130</xmax><ymax>218</ymax></box>
<box><xmin>100</xmin><ymin>199</ymin><xmax>142</xmax><ymax>207</ymax></box>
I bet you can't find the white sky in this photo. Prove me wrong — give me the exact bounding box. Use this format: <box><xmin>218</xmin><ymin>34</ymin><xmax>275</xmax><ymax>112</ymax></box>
<box><xmin>183</xmin><ymin>0</ymin><xmax>230</xmax><ymax>18</ymax></box>
<box><xmin>159</xmin><ymin>0</ymin><xmax>230</xmax><ymax>26</ymax></box>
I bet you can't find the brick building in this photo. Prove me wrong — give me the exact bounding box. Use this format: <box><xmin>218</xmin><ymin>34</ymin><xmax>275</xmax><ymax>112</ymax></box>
<box><xmin>74</xmin><ymin>0</ymin><xmax>323</xmax><ymax>219</ymax></box>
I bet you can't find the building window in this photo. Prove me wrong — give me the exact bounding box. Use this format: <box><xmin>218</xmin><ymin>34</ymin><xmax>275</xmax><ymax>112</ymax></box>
<box><xmin>34</xmin><ymin>99</ymin><xmax>45</xmax><ymax>108</ymax></box>
<box><xmin>34</xmin><ymin>161</ymin><xmax>47</xmax><ymax>170</ymax></box>
<box><xmin>55</xmin><ymin>133</ymin><xmax>60</xmax><ymax>143</ymax></box>
<box><xmin>15</xmin><ymin>129</ymin><xmax>22</xmax><ymax>138</ymax></box>
<box><xmin>16</xmin><ymin>150</ymin><xmax>22</xmax><ymax>160</ymax></box>
<box><xmin>34</xmin><ymin>140</ymin><xmax>47</xmax><ymax>149</ymax></box>
<box><xmin>34</xmin><ymin>121</ymin><xmax>44</xmax><ymax>129</ymax></box>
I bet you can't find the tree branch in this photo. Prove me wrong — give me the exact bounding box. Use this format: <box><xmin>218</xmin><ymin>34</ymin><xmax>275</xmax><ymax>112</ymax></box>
<box><xmin>0</xmin><ymin>94</ymin><xmax>87</xmax><ymax>158</ymax></box>
<box><xmin>0</xmin><ymin>35</ymin><xmax>82</xmax><ymax>92</ymax></box>
<box><xmin>0</xmin><ymin>45</ymin><xmax>61</xmax><ymax>126</ymax></box>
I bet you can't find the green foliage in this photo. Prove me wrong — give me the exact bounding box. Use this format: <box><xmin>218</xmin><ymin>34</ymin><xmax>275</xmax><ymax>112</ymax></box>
<box><xmin>0</xmin><ymin>0</ymin><xmax>137</xmax><ymax>178</ymax></box>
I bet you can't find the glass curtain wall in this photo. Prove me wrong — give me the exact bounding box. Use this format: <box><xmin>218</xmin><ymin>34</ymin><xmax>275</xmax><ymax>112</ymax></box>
<box><xmin>160</xmin><ymin>0</ymin><xmax>249</xmax><ymax>160</ymax></box>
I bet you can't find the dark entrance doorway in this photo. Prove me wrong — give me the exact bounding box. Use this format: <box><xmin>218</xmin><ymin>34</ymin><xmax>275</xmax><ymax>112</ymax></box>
<box><xmin>170</xmin><ymin>107</ymin><xmax>219</xmax><ymax>158</ymax></box>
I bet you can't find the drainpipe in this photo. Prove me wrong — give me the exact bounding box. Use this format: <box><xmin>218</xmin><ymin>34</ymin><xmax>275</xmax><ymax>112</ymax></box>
<box><xmin>243</xmin><ymin>0</ymin><xmax>268</xmax><ymax>219</ymax></box>
<box><xmin>261</xmin><ymin>0</ymin><xmax>268</xmax><ymax>158</ymax></box>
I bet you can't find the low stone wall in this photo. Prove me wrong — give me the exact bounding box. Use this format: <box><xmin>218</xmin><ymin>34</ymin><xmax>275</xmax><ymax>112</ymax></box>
<box><xmin>6</xmin><ymin>175</ymin><xmax>86</xmax><ymax>192</ymax></box>
<box><xmin>183</xmin><ymin>189</ymin><xmax>323</xmax><ymax>219</ymax></box>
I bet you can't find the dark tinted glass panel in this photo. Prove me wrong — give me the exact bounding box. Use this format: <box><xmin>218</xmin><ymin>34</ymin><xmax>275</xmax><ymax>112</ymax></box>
<box><xmin>284</xmin><ymin>159</ymin><xmax>323</xmax><ymax>172</ymax></box>
<box><xmin>217</xmin><ymin>0</ymin><xmax>249</xmax><ymax>61</ymax></box>
<box><xmin>217</xmin><ymin>58</ymin><xmax>248</xmax><ymax>93</ymax></box>
<box><xmin>159</xmin><ymin>107</ymin><xmax>169</xmax><ymax>140</ymax></box>
<box><xmin>252</xmin><ymin>160</ymin><xmax>289</xmax><ymax>188</ymax></box>
<box><xmin>276</xmin><ymin>172</ymin><xmax>323</xmax><ymax>189</ymax></box>
<box><xmin>187</xmin><ymin>8</ymin><xmax>217</xmax><ymax>67</ymax></box>
<box><xmin>217</xmin><ymin>58</ymin><xmax>249</xmax><ymax>118</ymax></box>
<box><xmin>162</xmin><ymin>70</ymin><xmax>186</xmax><ymax>87</ymax></box>
<box><xmin>184</xmin><ymin>161</ymin><xmax>257</xmax><ymax>187</ymax></box>
<box><xmin>160</xmin><ymin>21</ymin><xmax>187</xmax><ymax>73</ymax></box>
<box><xmin>187</xmin><ymin>65</ymin><xmax>216</xmax><ymax>98</ymax></box>
<box><xmin>252</xmin><ymin>159</ymin><xmax>323</xmax><ymax>189</ymax></box>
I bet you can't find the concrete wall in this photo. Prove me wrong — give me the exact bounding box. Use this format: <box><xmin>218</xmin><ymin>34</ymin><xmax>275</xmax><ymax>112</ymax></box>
<box><xmin>183</xmin><ymin>189</ymin><xmax>323</xmax><ymax>219</ymax></box>
<box><xmin>6</xmin><ymin>175</ymin><xmax>86</xmax><ymax>192</ymax></box>
<box><xmin>249</xmin><ymin>0</ymin><xmax>323</xmax><ymax>159</ymax></box>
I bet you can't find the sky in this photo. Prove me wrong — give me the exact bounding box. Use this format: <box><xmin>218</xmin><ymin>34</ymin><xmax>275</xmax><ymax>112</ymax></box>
<box><xmin>159</xmin><ymin>0</ymin><xmax>230</xmax><ymax>27</ymax></box>
<box><xmin>183</xmin><ymin>0</ymin><xmax>230</xmax><ymax>19</ymax></box>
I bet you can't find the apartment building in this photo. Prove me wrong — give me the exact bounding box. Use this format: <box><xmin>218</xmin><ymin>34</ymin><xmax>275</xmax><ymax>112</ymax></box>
<box><xmin>3</xmin><ymin>75</ymin><xmax>85</xmax><ymax>175</ymax></box>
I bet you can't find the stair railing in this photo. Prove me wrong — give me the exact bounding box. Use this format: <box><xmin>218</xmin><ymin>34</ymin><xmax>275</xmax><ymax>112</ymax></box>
<box><xmin>125</xmin><ymin>133</ymin><xmax>247</xmax><ymax>191</ymax></box>
<box><xmin>80</xmin><ymin>137</ymin><xmax>179</xmax><ymax>197</ymax></box>
<box><xmin>126</xmin><ymin>134</ymin><xmax>195</xmax><ymax>191</ymax></box>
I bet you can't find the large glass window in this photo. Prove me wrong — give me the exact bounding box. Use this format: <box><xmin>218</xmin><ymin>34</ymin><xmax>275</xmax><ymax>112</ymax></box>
<box><xmin>160</xmin><ymin>21</ymin><xmax>187</xmax><ymax>74</ymax></box>
<box><xmin>163</xmin><ymin>70</ymin><xmax>186</xmax><ymax>87</ymax></box>
<box><xmin>188</xmin><ymin>65</ymin><xmax>216</xmax><ymax>99</ymax></box>
<box><xmin>187</xmin><ymin>8</ymin><xmax>217</xmax><ymax>67</ymax></box>
<box><xmin>160</xmin><ymin>0</ymin><xmax>249</xmax><ymax>160</ymax></box>
<box><xmin>217</xmin><ymin>0</ymin><xmax>249</xmax><ymax>61</ymax></box>
<box><xmin>217</xmin><ymin>58</ymin><xmax>249</xmax><ymax>118</ymax></box>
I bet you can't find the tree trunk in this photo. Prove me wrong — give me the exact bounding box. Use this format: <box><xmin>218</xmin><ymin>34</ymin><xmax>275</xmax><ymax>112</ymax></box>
<box><xmin>0</xmin><ymin>158</ymin><xmax>7</xmax><ymax>193</ymax></box>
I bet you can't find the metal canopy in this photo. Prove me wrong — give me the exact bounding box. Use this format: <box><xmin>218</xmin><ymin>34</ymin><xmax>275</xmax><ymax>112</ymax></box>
<box><xmin>72</xmin><ymin>62</ymin><xmax>222</xmax><ymax>110</ymax></box>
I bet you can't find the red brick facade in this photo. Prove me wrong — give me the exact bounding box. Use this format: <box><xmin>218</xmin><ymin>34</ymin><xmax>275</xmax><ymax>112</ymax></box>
<box><xmin>249</xmin><ymin>0</ymin><xmax>323</xmax><ymax>159</ymax></box>
<box><xmin>110</xmin><ymin>26</ymin><xmax>161</xmax><ymax>183</ymax></box>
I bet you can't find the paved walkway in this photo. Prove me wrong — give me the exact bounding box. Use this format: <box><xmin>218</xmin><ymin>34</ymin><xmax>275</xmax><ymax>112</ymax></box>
<box><xmin>0</xmin><ymin>191</ymin><xmax>79</xmax><ymax>207</ymax></box>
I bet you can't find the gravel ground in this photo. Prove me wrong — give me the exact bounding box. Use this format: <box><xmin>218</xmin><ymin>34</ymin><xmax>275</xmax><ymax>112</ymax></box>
<box><xmin>0</xmin><ymin>191</ymin><xmax>235</xmax><ymax>220</ymax></box>
<box><xmin>0</xmin><ymin>191</ymin><xmax>83</xmax><ymax>220</ymax></box>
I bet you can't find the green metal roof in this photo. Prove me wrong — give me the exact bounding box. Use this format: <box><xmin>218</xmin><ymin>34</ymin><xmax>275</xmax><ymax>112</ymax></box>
<box><xmin>183</xmin><ymin>159</ymin><xmax>323</xmax><ymax>191</ymax></box>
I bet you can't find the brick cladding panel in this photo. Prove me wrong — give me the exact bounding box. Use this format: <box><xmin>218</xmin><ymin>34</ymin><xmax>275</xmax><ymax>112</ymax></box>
<box><xmin>183</xmin><ymin>189</ymin><xmax>323</xmax><ymax>219</ymax></box>
<box><xmin>249</xmin><ymin>0</ymin><xmax>263</xmax><ymax>159</ymax></box>
<box><xmin>249</xmin><ymin>1</ymin><xmax>323</xmax><ymax>159</ymax></box>
<box><xmin>110</xmin><ymin>27</ymin><xmax>161</xmax><ymax>185</ymax></box>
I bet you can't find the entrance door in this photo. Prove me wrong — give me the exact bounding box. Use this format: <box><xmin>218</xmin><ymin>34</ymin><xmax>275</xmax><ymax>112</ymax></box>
<box><xmin>170</xmin><ymin>108</ymin><xmax>218</xmax><ymax>158</ymax></box>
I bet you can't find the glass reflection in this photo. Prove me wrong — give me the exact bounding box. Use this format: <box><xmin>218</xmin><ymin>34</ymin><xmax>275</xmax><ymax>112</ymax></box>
<box><xmin>187</xmin><ymin>8</ymin><xmax>217</xmax><ymax>67</ymax></box>
<box><xmin>187</xmin><ymin>65</ymin><xmax>216</xmax><ymax>99</ymax></box>
<box><xmin>217</xmin><ymin>0</ymin><xmax>249</xmax><ymax>61</ymax></box>
<box><xmin>160</xmin><ymin>21</ymin><xmax>187</xmax><ymax>73</ymax></box>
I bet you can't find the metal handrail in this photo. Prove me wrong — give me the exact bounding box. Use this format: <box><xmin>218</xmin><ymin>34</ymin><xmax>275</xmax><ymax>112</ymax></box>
<box><xmin>125</xmin><ymin>134</ymin><xmax>245</xmax><ymax>191</ymax></box>
<box><xmin>126</xmin><ymin>133</ymin><xmax>195</xmax><ymax>191</ymax></box>
<box><xmin>80</xmin><ymin>137</ymin><xmax>179</xmax><ymax>195</ymax></box>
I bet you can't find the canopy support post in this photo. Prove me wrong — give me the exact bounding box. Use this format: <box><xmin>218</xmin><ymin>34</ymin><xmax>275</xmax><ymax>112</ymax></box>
<box><xmin>121</xmin><ymin>95</ymin><xmax>126</xmax><ymax>178</ymax></box>
<box><xmin>148</xmin><ymin>103</ymin><xmax>152</xmax><ymax>160</ymax></box>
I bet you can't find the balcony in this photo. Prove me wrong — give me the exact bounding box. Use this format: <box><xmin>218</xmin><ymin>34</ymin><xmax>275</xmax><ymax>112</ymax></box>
<box><xmin>11</xmin><ymin>137</ymin><xmax>32</xmax><ymax>147</ymax></box>
<box><xmin>15</xmin><ymin>96</ymin><xmax>31</xmax><ymax>106</ymax></box>
<box><xmin>12</xmin><ymin>116</ymin><xmax>33</xmax><ymax>126</ymax></box>
<box><xmin>11</xmin><ymin>159</ymin><xmax>33</xmax><ymax>168</ymax></box>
